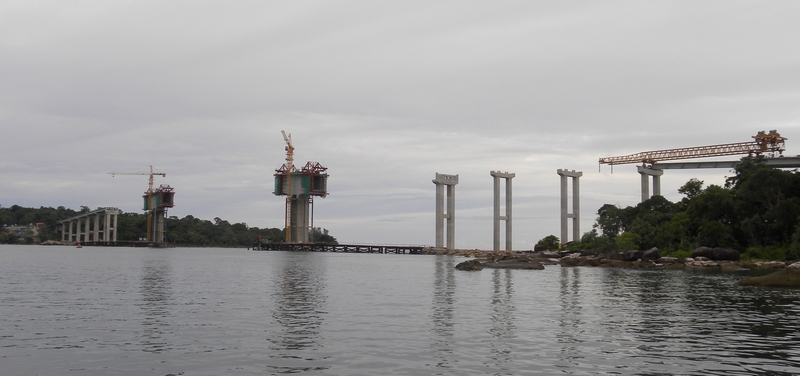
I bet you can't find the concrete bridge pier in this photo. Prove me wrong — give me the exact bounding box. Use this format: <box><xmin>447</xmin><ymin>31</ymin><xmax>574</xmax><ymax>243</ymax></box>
<box><xmin>557</xmin><ymin>169</ymin><xmax>582</xmax><ymax>246</ymax></box>
<box><xmin>104</xmin><ymin>212</ymin><xmax>118</xmax><ymax>241</ymax></box>
<box><xmin>433</xmin><ymin>173</ymin><xmax>459</xmax><ymax>249</ymax></box>
<box><xmin>490</xmin><ymin>171</ymin><xmax>515</xmax><ymax>251</ymax></box>
<box><xmin>637</xmin><ymin>166</ymin><xmax>664</xmax><ymax>202</ymax></box>
<box><xmin>83</xmin><ymin>216</ymin><xmax>91</xmax><ymax>242</ymax></box>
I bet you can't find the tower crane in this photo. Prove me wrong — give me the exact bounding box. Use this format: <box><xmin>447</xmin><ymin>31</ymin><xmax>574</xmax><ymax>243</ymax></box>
<box><xmin>281</xmin><ymin>130</ymin><xmax>294</xmax><ymax>242</ymax></box>
<box><xmin>282</xmin><ymin>130</ymin><xmax>294</xmax><ymax>171</ymax></box>
<box><xmin>108</xmin><ymin>165</ymin><xmax>167</xmax><ymax>242</ymax></box>
<box><xmin>599</xmin><ymin>130</ymin><xmax>787</xmax><ymax>171</ymax></box>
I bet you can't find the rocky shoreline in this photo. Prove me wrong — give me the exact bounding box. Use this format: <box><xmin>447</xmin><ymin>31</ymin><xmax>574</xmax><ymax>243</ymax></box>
<box><xmin>426</xmin><ymin>246</ymin><xmax>800</xmax><ymax>287</ymax></box>
<box><xmin>428</xmin><ymin>247</ymin><xmax>789</xmax><ymax>269</ymax></box>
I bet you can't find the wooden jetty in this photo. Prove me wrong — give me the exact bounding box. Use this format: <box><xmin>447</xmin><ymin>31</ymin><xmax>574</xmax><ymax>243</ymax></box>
<box><xmin>76</xmin><ymin>241</ymin><xmax>173</xmax><ymax>248</ymax></box>
<box><xmin>252</xmin><ymin>243</ymin><xmax>425</xmax><ymax>254</ymax></box>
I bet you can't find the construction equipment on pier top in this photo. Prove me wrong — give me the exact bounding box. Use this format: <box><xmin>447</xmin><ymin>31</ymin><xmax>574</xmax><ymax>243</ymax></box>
<box><xmin>274</xmin><ymin>131</ymin><xmax>328</xmax><ymax>243</ymax></box>
<box><xmin>109</xmin><ymin>165</ymin><xmax>174</xmax><ymax>244</ymax></box>
<box><xmin>599</xmin><ymin>130</ymin><xmax>787</xmax><ymax>170</ymax></box>
<box><xmin>599</xmin><ymin>130</ymin><xmax>790</xmax><ymax>203</ymax></box>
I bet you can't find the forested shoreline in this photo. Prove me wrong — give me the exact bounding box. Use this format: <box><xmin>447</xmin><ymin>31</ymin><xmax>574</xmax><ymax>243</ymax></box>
<box><xmin>0</xmin><ymin>206</ymin><xmax>336</xmax><ymax>247</ymax></box>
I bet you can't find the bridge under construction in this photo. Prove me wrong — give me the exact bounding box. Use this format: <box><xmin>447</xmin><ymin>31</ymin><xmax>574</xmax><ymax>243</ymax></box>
<box><xmin>599</xmin><ymin>130</ymin><xmax>798</xmax><ymax>202</ymax></box>
<box><xmin>102</xmin><ymin>165</ymin><xmax>175</xmax><ymax>246</ymax></box>
<box><xmin>273</xmin><ymin>131</ymin><xmax>329</xmax><ymax>244</ymax></box>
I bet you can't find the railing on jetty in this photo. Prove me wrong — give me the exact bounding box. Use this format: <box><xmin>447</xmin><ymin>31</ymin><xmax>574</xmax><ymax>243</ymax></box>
<box><xmin>253</xmin><ymin>242</ymin><xmax>425</xmax><ymax>254</ymax></box>
<box><xmin>77</xmin><ymin>241</ymin><xmax>173</xmax><ymax>248</ymax></box>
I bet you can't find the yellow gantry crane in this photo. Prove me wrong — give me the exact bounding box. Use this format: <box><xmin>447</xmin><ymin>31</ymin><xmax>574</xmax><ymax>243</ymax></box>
<box><xmin>108</xmin><ymin>165</ymin><xmax>166</xmax><ymax>242</ymax></box>
<box><xmin>599</xmin><ymin>130</ymin><xmax>787</xmax><ymax>170</ymax></box>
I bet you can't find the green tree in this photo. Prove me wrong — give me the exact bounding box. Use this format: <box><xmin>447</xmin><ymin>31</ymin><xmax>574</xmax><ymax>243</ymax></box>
<box><xmin>310</xmin><ymin>227</ymin><xmax>338</xmax><ymax>244</ymax></box>
<box><xmin>615</xmin><ymin>232</ymin><xmax>640</xmax><ymax>251</ymax></box>
<box><xmin>595</xmin><ymin>204</ymin><xmax>624</xmax><ymax>239</ymax></box>
<box><xmin>696</xmin><ymin>220</ymin><xmax>735</xmax><ymax>248</ymax></box>
<box><xmin>678</xmin><ymin>178</ymin><xmax>704</xmax><ymax>200</ymax></box>
<box><xmin>537</xmin><ymin>235</ymin><xmax>560</xmax><ymax>249</ymax></box>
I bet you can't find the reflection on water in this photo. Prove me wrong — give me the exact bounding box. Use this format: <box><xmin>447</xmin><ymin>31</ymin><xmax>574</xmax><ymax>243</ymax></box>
<box><xmin>680</xmin><ymin>270</ymin><xmax>800</xmax><ymax>375</ymax></box>
<box><xmin>431</xmin><ymin>256</ymin><xmax>456</xmax><ymax>369</ymax></box>
<box><xmin>557</xmin><ymin>267</ymin><xmax>583</xmax><ymax>371</ymax></box>
<box><xmin>488</xmin><ymin>268</ymin><xmax>516</xmax><ymax>374</ymax></box>
<box><xmin>139</xmin><ymin>258</ymin><xmax>172</xmax><ymax>353</ymax></box>
<box><xmin>266</xmin><ymin>252</ymin><xmax>329</xmax><ymax>374</ymax></box>
<box><xmin>597</xmin><ymin>268</ymin><xmax>800</xmax><ymax>375</ymax></box>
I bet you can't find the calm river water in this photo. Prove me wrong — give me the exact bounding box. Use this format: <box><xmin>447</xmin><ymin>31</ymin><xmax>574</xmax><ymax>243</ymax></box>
<box><xmin>2</xmin><ymin>245</ymin><xmax>799</xmax><ymax>375</ymax></box>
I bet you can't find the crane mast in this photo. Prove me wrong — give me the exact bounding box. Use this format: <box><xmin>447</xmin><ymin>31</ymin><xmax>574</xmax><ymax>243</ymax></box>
<box><xmin>281</xmin><ymin>130</ymin><xmax>294</xmax><ymax>242</ymax></box>
<box><xmin>599</xmin><ymin>130</ymin><xmax>787</xmax><ymax>168</ymax></box>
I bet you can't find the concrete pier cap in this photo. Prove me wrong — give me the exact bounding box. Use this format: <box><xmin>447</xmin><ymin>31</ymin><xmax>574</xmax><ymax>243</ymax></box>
<box><xmin>490</xmin><ymin>171</ymin><xmax>516</xmax><ymax>179</ymax></box>
<box><xmin>637</xmin><ymin>165</ymin><xmax>664</xmax><ymax>202</ymax></box>
<box><xmin>433</xmin><ymin>173</ymin><xmax>459</xmax><ymax>185</ymax></box>
<box><xmin>556</xmin><ymin>169</ymin><xmax>583</xmax><ymax>178</ymax></box>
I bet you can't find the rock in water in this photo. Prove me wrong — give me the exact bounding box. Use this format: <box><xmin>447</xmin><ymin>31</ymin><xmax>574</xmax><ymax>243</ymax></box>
<box><xmin>610</xmin><ymin>249</ymin><xmax>643</xmax><ymax>262</ymax></box>
<box><xmin>693</xmin><ymin>246</ymin><xmax>740</xmax><ymax>261</ymax></box>
<box><xmin>738</xmin><ymin>268</ymin><xmax>800</xmax><ymax>288</ymax></box>
<box><xmin>641</xmin><ymin>247</ymin><xmax>660</xmax><ymax>261</ymax></box>
<box><xmin>455</xmin><ymin>259</ymin><xmax>484</xmax><ymax>271</ymax></box>
<box><xmin>482</xmin><ymin>259</ymin><xmax>545</xmax><ymax>270</ymax></box>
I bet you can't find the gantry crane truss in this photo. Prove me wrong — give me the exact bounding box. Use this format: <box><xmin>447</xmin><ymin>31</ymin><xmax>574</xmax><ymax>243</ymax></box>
<box><xmin>599</xmin><ymin>130</ymin><xmax>787</xmax><ymax>168</ymax></box>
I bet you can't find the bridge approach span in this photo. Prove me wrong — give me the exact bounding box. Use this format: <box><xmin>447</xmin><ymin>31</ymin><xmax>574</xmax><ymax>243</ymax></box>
<box><xmin>652</xmin><ymin>156</ymin><xmax>800</xmax><ymax>170</ymax></box>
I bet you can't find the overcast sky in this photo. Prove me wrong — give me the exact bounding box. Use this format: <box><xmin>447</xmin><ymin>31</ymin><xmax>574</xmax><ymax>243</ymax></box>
<box><xmin>2</xmin><ymin>1</ymin><xmax>799</xmax><ymax>249</ymax></box>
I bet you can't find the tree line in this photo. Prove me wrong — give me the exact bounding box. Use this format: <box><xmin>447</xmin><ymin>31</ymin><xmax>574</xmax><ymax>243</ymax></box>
<box><xmin>0</xmin><ymin>205</ymin><xmax>337</xmax><ymax>247</ymax></box>
<box><xmin>547</xmin><ymin>157</ymin><xmax>800</xmax><ymax>261</ymax></box>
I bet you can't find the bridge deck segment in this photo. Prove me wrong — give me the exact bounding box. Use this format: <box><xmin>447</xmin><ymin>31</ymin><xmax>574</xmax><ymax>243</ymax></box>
<box><xmin>652</xmin><ymin>156</ymin><xmax>800</xmax><ymax>170</ymax></box>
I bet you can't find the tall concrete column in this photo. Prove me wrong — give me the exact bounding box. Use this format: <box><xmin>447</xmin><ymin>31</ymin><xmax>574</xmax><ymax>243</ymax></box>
<box><xmin>490</xmin><ymin>171</ymin><xmax>515</xmax><ymax>251</ymax></box>
<box><xmin>433</xmin><ymin>173</ymin><xmax>459</xmax><ymax>249</ymax></box>
<box><xmin>637</xmin><ymin>166</ymin><xmax>664</xmax><ymax>202</ymax></box>
<box><xmin>505</xmin><ymin>175</ymin><xmax>513</xmax><ymax>251</ymax></box>
<box><xmin>75</xmin><ymin>219</ymin><xmax>82</xmax><ymax>243</ymax></box>
<box><xmin>112</xmin><ymin>213</ymin><xmax>118</xmax><ymax>241</ymax></box>
<box><xmin>652</xmin><ymin>174</ymin><xmax>661</xmax><ymax>197</ymax></box>
<box><xmin>289</xmin><ymin>197</ymin><xmax>310</xmax><ymax>243</ymax></box>
<box><xmin>157</xmin><ymin>208</ymin><xmax>166</xmax><ymax>243</ymax></box>
<box><xmin>557</xmin><ymin>169</ymin><xmax>583</xmax><ymax>246</ymax></box>
<box><xmin>447</xmin><ymin>183</ymin><xmax>456</xmax><ymax>249</ymax></box>
<box><xmin>93</xmin><ymin>213</ymin><xmax>100</xmax><ymax>242</ymax></box>
<box><xmin>435</xmin><ymin>183</ymin><xmax>444</xmax><ymax>245</ymax></box>
<box><xmin>84</xmin><ymin>217</ymin><xmax>91</xmax><ymax>242</ymax></box>
<box><xmin>61</xmin><ymin>223</ymin><xmax>66</xmax><ymax>242</ymax></box>
<box><xmin>103</xmin><ymin>213</ymin><xmax>109</xmax><ymax>241</ymax></box>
